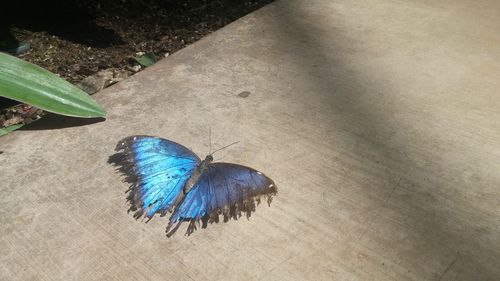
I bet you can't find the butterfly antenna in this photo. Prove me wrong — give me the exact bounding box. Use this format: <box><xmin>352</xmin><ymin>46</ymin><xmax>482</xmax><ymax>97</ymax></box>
<box><xmin>209</xmin><ymin>127</ymin><xmax>212</xmax><ymax>155</ymax></box>
<box><xmin>211</xmin><ymin>141</ymin><xmax>240</xmax><ymax>155</ymax></box>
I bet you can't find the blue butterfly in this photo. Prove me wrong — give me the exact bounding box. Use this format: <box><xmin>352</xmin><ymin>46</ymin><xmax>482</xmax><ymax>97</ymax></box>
<box><xmin>109</xmin><ymin>135</ymin><xmax>277</xmax><ymax>237</ymax></box>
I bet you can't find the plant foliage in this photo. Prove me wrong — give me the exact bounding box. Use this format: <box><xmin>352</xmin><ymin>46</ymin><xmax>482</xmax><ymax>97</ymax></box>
<box><xmin>0</xmin><ymin>52</ymin><xmax>106</xmax><ymax>118</ymax></box>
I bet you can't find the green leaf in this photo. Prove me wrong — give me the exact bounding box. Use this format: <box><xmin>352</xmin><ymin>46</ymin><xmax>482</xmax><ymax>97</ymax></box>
<box><xmin>0</xmin><ymin>52</ymin><xmax>106</xmax><ymax>118</ymax></box>
<box><xmin>134</xmin><ymin>52</ymin><xmax>156</xmax><ymax>67</ymax></box>
<box><xmin>0</xmin><ymin>123</ymin><xmax>23</xmax><ymax>137</ymax></box>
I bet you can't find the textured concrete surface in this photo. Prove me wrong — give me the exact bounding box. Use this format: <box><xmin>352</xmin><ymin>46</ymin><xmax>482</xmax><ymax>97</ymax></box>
<box><xmin>1</xmin><ymin>0</ymin><xmax>500</xmax><ymax>280</ymax></box>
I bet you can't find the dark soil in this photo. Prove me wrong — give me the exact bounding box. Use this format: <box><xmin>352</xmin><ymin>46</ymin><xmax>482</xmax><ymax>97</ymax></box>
<box><xmin>0</xmin><ymin>0</ymin><xmax>272</xmax><ymax>128</ymax></box>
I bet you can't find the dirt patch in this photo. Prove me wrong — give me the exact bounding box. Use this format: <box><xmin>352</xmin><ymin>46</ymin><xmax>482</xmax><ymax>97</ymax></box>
<box><xmin>0</xmin><ymin>0</ymin><xmax>273</xmax><ymax>128</ymax></box>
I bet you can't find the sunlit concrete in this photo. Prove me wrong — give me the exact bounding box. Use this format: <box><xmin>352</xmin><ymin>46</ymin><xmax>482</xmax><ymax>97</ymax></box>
<box><xmin>1</xmin><ymin>0</ymin><xmax>500</xmax><ymax>280</ymax></box>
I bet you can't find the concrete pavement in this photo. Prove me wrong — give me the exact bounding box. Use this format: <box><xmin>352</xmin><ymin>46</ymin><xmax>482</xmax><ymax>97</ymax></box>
<box><xmin>1</xmin><ymin>0</ymin><xmax>500</xmax><ymax>280</ymax></box>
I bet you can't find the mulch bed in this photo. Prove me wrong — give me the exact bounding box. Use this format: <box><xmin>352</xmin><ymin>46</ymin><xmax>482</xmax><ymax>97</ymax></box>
<box><xmin>0</xmin><ymin>0</ymin><xmax>272</xmax><ymax>129</ymax></box>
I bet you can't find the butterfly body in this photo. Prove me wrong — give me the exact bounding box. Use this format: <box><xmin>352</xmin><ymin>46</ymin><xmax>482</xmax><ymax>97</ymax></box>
<box><xmin>183</xmin><ymin>155</ymin><xmax>213</xmax><ymax>194</ymax></box>
<box><xmin>109</xmin><ymin>135</ymin><xmax>277</xmax><ymax>236</ymax></box>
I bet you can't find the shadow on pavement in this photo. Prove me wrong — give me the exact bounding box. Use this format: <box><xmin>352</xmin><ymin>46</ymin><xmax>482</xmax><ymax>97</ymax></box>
<box><xmin>19</xmin><ymin>114</ymin><xmax>105</xmax><ymax>131</ymax></box>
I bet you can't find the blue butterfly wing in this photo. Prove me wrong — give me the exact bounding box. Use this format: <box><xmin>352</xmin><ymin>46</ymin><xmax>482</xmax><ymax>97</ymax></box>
<box><xmin>109</xmin><ymin>136</ymin><xmax>201</xmax><ymax>220</ymax></box>
<box><xmin>166</xmin><ymin>163</ymin><xmax>277</xmax><ymax>236</ymax></box>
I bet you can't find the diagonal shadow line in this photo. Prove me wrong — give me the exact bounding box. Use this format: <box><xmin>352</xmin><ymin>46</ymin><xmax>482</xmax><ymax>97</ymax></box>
<box><xmin>267</xmin><ymin>1</ymin><xmax>499</xmax><ymax>279</ymax></box>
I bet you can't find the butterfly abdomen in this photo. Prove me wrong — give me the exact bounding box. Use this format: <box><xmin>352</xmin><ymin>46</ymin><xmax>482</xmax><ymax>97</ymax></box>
<box><xmin>183</xmin><ymin>155</ymin><xmax>213</xmax><ymax>194</ymax></box>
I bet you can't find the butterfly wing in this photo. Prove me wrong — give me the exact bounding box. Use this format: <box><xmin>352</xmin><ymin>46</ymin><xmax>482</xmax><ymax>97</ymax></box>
<box><xmin>166</xmin><ymin>163</ymin><xmax>277</xmax><ymax>236</ymax></box>
<box><xmin>109</xmin><ymin>136</ymin><xmax>201</xmax><ymax>220</ymax></box>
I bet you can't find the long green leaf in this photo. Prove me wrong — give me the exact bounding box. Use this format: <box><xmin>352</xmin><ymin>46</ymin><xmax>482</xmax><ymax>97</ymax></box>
<box><xmin>0</xmin><ymin>52</ymin><xmax>106</xmax><ymax>118</ymax></box>
<box><xmin>0</xmin><ymin>123</ymin><xmax>23</xmax><ymax>137</ymax></box>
